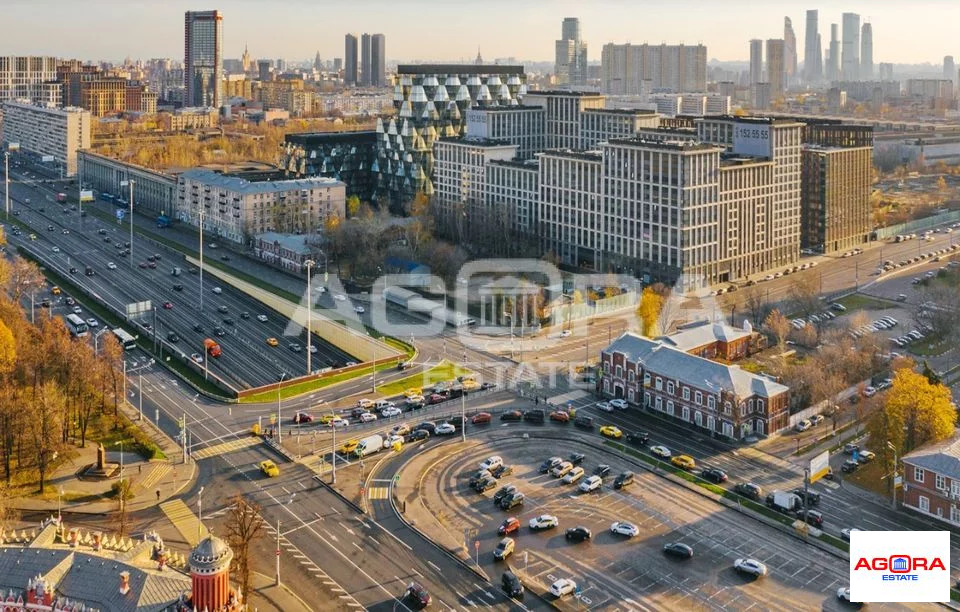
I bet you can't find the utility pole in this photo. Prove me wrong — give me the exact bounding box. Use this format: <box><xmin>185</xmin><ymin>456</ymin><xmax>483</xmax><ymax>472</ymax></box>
<box><xmin>277</xmin><ymin>373</ymin><xmax>286</xmax><ymax>443</ymax></box>
<box><xmin>138</xmin><ymin>371</ymin><xmax>143</xmax><ymax>421</ymax></box>
<box><xmin>129</xmin><ymin>180</ymin><xmax>135</xmax><ymax>268</ymax></box>
<box><xmin>3</xmin><ymin>151</ymin><xmax>9</xmax><ymax>219</ymax></box>
<box><xmin>199</xmin><ymin>203</ymin><xmax>204</xmax><ymax>313</ymax></box>
<box><xmin>275</xmin><ymin>519</ymin><xmax>281</xmax><ymax>586</ymax></box>
<box><xmin>197</xmin><ymin>486</ymin><xmax>204</xmax><ymax>542</ymax></box>
<box><xmin>887</xmin><ymin>441</ymin><xmax>898</xmax><ymax>510</ymax></box>
<box><xmin>332</xmin><ymin>424</ymin><xmax>337</xmax><ymax>484</ymax></box>
<box><xmin>304</xmin><ymin>259</ymin><xmax>315</xmax><ymax>375</ymax></box>
<box><xmin>802</xmin><ymin>467</ymin><xmax>810</xmax><ymax>533</ymax></box>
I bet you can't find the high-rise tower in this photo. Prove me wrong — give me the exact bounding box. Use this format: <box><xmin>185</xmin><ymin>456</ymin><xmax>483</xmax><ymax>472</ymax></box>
<box><xmin>370</xmin><ymin>34</ymin><xmax>386</xmax><ymax>87</ymax></box>
<box><xmin>555</xmin><ymin>17</ymin><xmax>587</xmax><ymax>86</ymax></box>
<box><xmin>860</xmin><ymin>22</ymin><xmax>873</xmax><ymax>80</ymax></box>
<box><xmin>784</xmin><ymin>17</ymin><xmax>797</xmax><ymax>86</ymax></box>
<box><xmin>766</xmin><ymin>39</ymin><xmax>786</xmax><ymax>96</ymax></box>
<box><xmin>344</xmin><ymin>33</ymin><xmax>358</xmax><ymax>86</ymax></box>
<box><xmin>841</xmin><ymin>13</ymin><xmax>860</xmax><ymax>80</ymax></box>
<box><xmin>184</xmin><ymin>10</ymin><xmax>223</xmax><ymax>107</ymax></box>
<box><xmin>827</xmin><ymin>23</ymin><xmax>840</xmax><ymax>81</ymax></box>
<box><xmin>360</xmin><ymin>33</ymin><xmax>372</xmax><ymax>86</ymax></box>
<box><xmin>803</xmin><ymin>10</ymin><xmax>822</xmax><ymax>82</ymax></box>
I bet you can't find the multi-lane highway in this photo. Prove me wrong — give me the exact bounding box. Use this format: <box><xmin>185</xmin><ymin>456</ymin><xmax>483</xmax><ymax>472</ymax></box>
<box><xmin>2</xmin><ymin>159</ymin><xmax>356</xmax><ymax>389</ymax></box>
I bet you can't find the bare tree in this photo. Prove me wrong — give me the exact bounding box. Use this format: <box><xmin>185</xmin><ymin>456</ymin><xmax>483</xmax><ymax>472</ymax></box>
<box><xmin>788</xmin><ymin>271</ymin><xmax>821</xmax><ymax>318</ymax></box>
<box><xmin>26</xmin><ymin>381</ymin><xmax>65</xmax><ymax>493</ymax></box>
<box><xmin>112</xmin><ymin>478</ymin><xmax>135</xmax><ymax>537</ymax></box>
<box><xmin>225</xmin><ymin>495</ymin><xmax>266</xmax><ymax>598</ymax></box>
<box><xmin>914</xmin><ymin>285</ymin><xmax>960</xmax><ymax>343</ymax></box>
<box><xmin>764</xmin><ymin>309</ymin><xmax>792</xmax><ymax>355</ymax></box>
<box><xmin>741</xmin><ymin>284</ymin><xmax>770</xmax><ymax>326</ymax></box>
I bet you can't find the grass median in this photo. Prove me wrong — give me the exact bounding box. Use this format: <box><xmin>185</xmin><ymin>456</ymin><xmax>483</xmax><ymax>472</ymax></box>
<box><xmin>375</xmin><ymin>359</ymin><xmax>473</xmax><ymax>396</ymax></box>
<box><xmin>238</xmin><ymin>360</ymin><xmax>401</xmax><ymax>404</ymax></box>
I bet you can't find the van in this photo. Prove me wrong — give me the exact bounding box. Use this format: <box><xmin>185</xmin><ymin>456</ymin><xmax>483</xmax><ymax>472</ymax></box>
<box><xmin>501</xmin><ymin>571</ymin><xmax>524</xmax><ymax>598</ymax></box>
<box><xmin>493</xmin><ymin>537</ymin><xmax>515</xmax><ymax>561</ymax></box>
<box><xmin>171</xmin><ymin>267</ymin><xmax>182</xmax><ymax>276</ymax></box>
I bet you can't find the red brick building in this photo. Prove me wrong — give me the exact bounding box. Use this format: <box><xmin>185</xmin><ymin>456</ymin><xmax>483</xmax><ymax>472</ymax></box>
<box><xmin>902</xmin><ymin>433</ymin><xmax>960</xmax><ymax>527</ymax></box>
<box><xmin>599</xmin><ymin>332</ymin><xmax>790</xmax><ymax>440</ymax></box>
<box><xmin>658</xmin><ymin>320</ymin><xmax>763</xmax><ymax>362</ymax></box>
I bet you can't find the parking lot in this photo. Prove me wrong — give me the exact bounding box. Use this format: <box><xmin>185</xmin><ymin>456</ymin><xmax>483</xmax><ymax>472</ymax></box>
<box><xmin>414</xmin><ymin>432</ymin><xmax>912</xmax><ymax>611</ymax></box>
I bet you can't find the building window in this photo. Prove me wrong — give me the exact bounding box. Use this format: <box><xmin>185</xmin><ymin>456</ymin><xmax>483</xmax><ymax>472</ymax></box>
<box><xmin>758</xmin><ymin>399</ymin><xmax>765</xmax><ymax>412</ymax></box>
<box><xmin>695</xmin><ymin>391</ymin><xmax>703</xmax><ymax>406</ymax></box>
<box><xmin>666</xmin><ymin>400</ymin><xmax>674</xmax><ymax>416</ymax></box>
<box><xmin>655</xmin><ymin>397</ymin><xmax>662</xmax><ymax>410</ymax></box>
<box><xmin>952</xmin><ymin>481</ymin><xmax>960</xmax><ymax>498</ymax></box>
<box><xmin>603</xmin><ymin>380</ymin><xmax>610</xmax><ymax>393</ymax></box>
<box><xmin>644</xmin><ymin>373</ymin><xmax>651</xmax><ymax>386</ymax></box>
<box><xmin>724</xmin><ymin>401</ymin><xmax>731</xmax><ymax>415</ymax></box>
<box><xmin>681</xmin><ymin>406</ymin><xmax>690</xmax><ymax>421</ymax></box>
<box><xmin>951</xmin><ymin>506</ymin><xmax>960</xmax><ymax>524</ymax></box>
<box><xmin>616</xmin><ymin>365</ymin><xmax>622</xmax><ymax>379</ymax></box>
<box><xmin>682</xmin><ymin>387</ymin><xmax>690</xmax><ymax>401</ymax></box>
<box><xmin>628</xmin><ymin>371</ymin><xmax>635</xmax><ymax>382</ymax></box>
<box><xmin>936</xmin><ymin>474</ymin><xmax>946</xmax><ymax>491</ymax></box>
<box><xmin>919</xmin><ymin>495</ymin><xmax>930</xmax><ymax>512</ymax></box>
<box><xmin>655</xmin><ymin>377</ymin><xmax>662</xmax><ymax>391</ymax></box>
<box><xmin>915</xmin><ymin>467</ymin><xmax>925</xmax><ymax>483</ymax></box>
<box><xmin>740</xmin><ymin>403</ymin><xmax>747</xmax><ymax>417</ymax></box>
<box><xmin>708</xmin><ymin>396</ymin><xmax>715</xmax><ymax>410</ymax></box>
<box><xmin>667</xmin><ymin>381</ymin><xmax>675</xmax><ymax>395</ymax></box>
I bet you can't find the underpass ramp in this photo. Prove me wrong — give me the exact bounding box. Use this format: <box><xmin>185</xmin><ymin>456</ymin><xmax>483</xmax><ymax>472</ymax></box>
<box><xmin>159</xmin><ymin>499</ymin><xmax>207</xmax><ymax>546</ymax></box>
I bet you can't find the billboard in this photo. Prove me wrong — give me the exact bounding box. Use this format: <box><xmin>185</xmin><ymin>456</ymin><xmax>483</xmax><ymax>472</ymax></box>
<box><xmin>79</xmin><ymin>190</ymin><xmax>94</xmax><ymax>203</ymax></box>
<box><xmin>126</xmin><ymin>300</ymin><xmax>152</xmax><ymax>318</ymax></box>
<box><xmin>6</xmin><ymin>143</ymin><xmax>19</xmax><ymax>151</ymax></box>
<box><xmin>809</xmin><ymin>450</ymin><xmax>830</xmax><ymax>483</ymax></box>
<box><xmin>465</xmin><ymin>109</ymin><xmax>489</xmax><ymax>139</ymax></box>
<box><xmin>41</xmin><ymin>155</ymin><xmax>55</xmax><ymax>163</ymax></box>
<box><xmin>732</xmin><ymin>122</ymin><xmax>771</xmax><ymax>157</ymax></box>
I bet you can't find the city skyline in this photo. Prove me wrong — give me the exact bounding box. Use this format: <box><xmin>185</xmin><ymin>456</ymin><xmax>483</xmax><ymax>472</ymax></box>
<box><xmin>3</xmin><ymin>0</ymin><xmax>958</xmax><ymax>65</ymax></box>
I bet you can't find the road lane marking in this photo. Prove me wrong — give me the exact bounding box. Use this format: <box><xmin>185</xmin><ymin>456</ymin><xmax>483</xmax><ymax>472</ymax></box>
<box><xmin>427</xmin><ymin>560</ymin><xmax>442</xmax><ymax>573</ymax></box>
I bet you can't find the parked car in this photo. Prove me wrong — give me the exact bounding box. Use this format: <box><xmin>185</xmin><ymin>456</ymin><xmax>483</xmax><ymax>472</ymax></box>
<box><xmin>528</xmin><ymin>514</ymin><xmax>559</xmax><ymax>531</ymax></box>
<box><xmin>609</xmin><ymin>399</ymin><xmax>628</xmax><ymax>410</ymax></box>
<box><xmin>579</xmin><ymin>475</ymin><xmax>602</xmax><ymax>493</ymax></box>
<box><xmin>841</xmin><ymin>459</ymin><xmax>859</xmax><ymax>473</ymax></box>
<box><xmin>734</xmin><ymin>558</ymin><xmax>768</xmax><ymax>577</ymax></box>
<box><xmin>663</xmin><ymin>542</ymin><xmax>694</xmax><ymax>559</ymax></box>
<box><xmin>549</xmin><ymin>578</ymin><xmax>576</xmax><ymax>598</ymax></box>
<box><xmin>609</xmin><ymin>521</ymin><xmax>639</xmax><ymax>537</ymax></box>
<box><xmin>569</xmin><ymin>452</ymin><xmax>585</xmax><ymax>466</ymax></box>
<box><xmin>550</xmin><ymin>461</ymin><xmax>574</xmax><ymax>478</ymax></box>
<box><xmin>613</xmin><ymin>471</ymin><xmax>634</xmax><ymax>490</ymax></box>
<box><xmin>564</xmin><ymin>526</ymin><xmax>592</xmax><ymax>542</ymax></box>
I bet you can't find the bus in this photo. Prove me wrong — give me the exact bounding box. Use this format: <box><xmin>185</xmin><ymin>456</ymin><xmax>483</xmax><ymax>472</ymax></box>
<box><xmin>65</xmin><ymin>314</ymin><xmax>89</xmax><ymax>338</ymax></box>
<box><xmin>112</xmin><ymin>327</ymin><xmax>137</xmax><ymax>350</ymax></box>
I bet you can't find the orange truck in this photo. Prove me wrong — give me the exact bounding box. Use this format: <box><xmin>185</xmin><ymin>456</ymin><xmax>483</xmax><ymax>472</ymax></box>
<box><xmin>203</xmin><ymin>338</ymin><xmax>222</xmax><ymax>358</ymax></box>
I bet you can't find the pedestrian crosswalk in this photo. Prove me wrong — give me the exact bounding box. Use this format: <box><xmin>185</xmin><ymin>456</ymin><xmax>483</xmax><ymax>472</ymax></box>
<box><xmin>159</xmin><ymin>499</ymin><xmax>207</xmax><ymax>546</ymax></box>
<box><xmin>136</xmin><ymin>463</ymin><xmax>171</xmax><ymax>492</ymax></box>
<box><xmin>192</xmin><ymin>436</ymin><xmax>261</xmax><ymax>460</ymax></box>
<box><xmin>368</xmin><ymin>486</ymin><xmax>389</xmax><ymax>500</ymax></box>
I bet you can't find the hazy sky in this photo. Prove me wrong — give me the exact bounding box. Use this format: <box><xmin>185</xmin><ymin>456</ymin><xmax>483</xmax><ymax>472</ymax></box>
<box><xmin>3</xmin><ymin>0</ymin><xmax>958</xmax><ymax>65</ymax></box>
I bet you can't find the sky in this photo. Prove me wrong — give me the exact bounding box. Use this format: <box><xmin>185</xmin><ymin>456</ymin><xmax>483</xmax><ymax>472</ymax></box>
<box><xmin>3</xmin><ymin>0</ymin><xmax>958</xmax><ymax>65</ymax></box>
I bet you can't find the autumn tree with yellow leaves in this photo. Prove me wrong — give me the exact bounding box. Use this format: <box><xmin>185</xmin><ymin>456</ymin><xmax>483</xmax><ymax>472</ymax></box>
<box><xmin>637</xmin><ymin>287</ymin><xmax>664</xmax><ymax>337</ymax></box>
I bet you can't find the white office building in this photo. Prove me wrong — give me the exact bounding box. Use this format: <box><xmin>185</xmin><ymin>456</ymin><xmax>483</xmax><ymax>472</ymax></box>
<box><xmin>524</xmin><ymin>91</ymin><xmax>605</xmax><ymax>150</ymax></box>
<box><xmin>465</xmin><ymin>106</ymin><xmax>546</xmax><ymax>160</ymax></box>
<box><xmin>1</xmin><ymin>100</ymin><xmax>91</xmax><ymax>176</ymax></box>
<box><xmin>600</xmin><ymin>43</ymin><xmax>707</xmax><ymax>94</ymax></box>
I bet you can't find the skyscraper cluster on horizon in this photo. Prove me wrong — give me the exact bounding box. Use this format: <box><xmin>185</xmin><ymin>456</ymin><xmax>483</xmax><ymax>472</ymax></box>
<box><xmin>799</xmin><ymin>10</ymin><xmax>873</xmax><ymax>85</ymax></box>
<box><xmin>345</xmin><ymin>32</ymin><xmax>386</xmax><ymax>88</ymax></box>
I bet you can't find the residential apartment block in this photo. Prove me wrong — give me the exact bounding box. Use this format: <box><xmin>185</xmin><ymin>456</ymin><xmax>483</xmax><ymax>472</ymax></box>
<box><xmin>175</xmin><ymin>169</ymin><xmax>345</xmax><ymax>244</ymax></box>
<box><xmin>1</xmin><ymin>100</ymin><xmax>90</xmax><ymax>176</ymax></box>
<box><xmin>801</xmin><ymin>145</ymin><xmax>872</xmax><ymax>253</ymax></box>
<box><xmin>600</xmin><ymin>43</ymin><xmax>707</xmax><ymax>94</ymax></box>
<box><xmin>902</xmin><ymin>434</ymin><xmax>960</xmax><ymax>527</ymax></box>
<box><xmin>486</xmin><ymin>159</ymin><xmax>539</xmax><ymax>235</ymax></box>
<box><xmin>599</xmin><ymin>330</ymin><xmax>789</xmax><ymax>439</ymax></box>
<box><xmin>539</xmin><ymin>149</ymin><xmax>604</xmax><ymax>269</ymax></box>
<box><xmin>524</xmin><ymin>91</ymin><xmax>604</xmax><ymax>150</ymax></box>
<box><xmin>465</xmin><ymin>106</ymin><xmax>546</xmax><ymax>160</ymax></box>
<box><xmin>0</xmin><ymin>56</ymin><xmax>59</xmax><ymax>110</ymax></box>
<box><xmin>78</xmin><ymin>150</ymin><xmax>177</xmax><ymax>215</ymax></box>
<box><xmin>579</xmin><ymin>108</ymin><xmax>659</xmax><ymax>149</ymax></box>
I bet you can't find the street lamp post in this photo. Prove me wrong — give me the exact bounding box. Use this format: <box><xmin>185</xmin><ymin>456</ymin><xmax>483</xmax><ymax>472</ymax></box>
<box><xmin>138</xmin><ymin>371</ymin><xmax>143</xmax><ymax>422</ymax></box>
<box><xmin>197</xmin><ymin>486</ymin><xmax>204</xmax><ymax>541</ymax></box>
<box><xmin>3</xmin><ymin>151</ymin><xmax>9</xmax><ymax>219</ymax></box>
<box><xmin>199</xmin><ymin>203</ymin><xmax>204</xmax><ymax>313</ymax></box>
<box><xmin>304</xmin><ymin>259</ymin><xmax>315</xmax><ymax>375</ymax></box>
<box><xmin>128</xmin><ymin>180</ymin><xmax>135</xmax><ymax>268</ymax></box>
<box><xmin>277</xmin><ymin>373</ymin><xmax>286</xmax><ymax>442</ymax></box>
<box><xmin>114</xmin><ymin>441</ymin><xmax>124</xmax><ymax>483</ymax></box>
<box><xmin>57</xmin><ymin>486</ymin><xmax>63</xmax><ymax>523</ymax></box>
<box><xmin>887</xmin><ymin>441</ymin><xmax>898</xmax><ymax>510</ymax></box>
<box><xmin>331</xmin><ymin>424</ymin><xmax>337</xmax><ymax>484</ymax></box>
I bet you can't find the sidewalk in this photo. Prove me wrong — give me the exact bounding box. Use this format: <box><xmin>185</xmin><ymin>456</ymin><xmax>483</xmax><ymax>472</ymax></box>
<box><xmin>10</xmin><ymin>400</ymin><xmax>197</xmax><ymax>515</ymax></box>
<box><xmin>247</xmin><ymin>571</ymin><xmax>313</xmax><ymax>612</ymax></box>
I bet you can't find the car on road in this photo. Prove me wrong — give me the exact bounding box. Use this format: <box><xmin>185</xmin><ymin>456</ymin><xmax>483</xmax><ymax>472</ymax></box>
<box><xmin>565</xmin><ymin>526</ymin><xmax>591</xmax><ymax>542</ymax></box>
<box><xmin>354</xmin><ymin>305</ymin><xmax>365</xmax><ymax>314</ymax></box>
<box><xmin>795</xmin><ymin>419</ymin><xmax>812</xmax><ymax>432</ymax></box>
<box><xmin>471</xmin><ymin>412</ymin><xmax>491</xmax><ymax>424</ymax></box>
<box><xmin>549</xmin><ymin>578</ymin><xmax>576</xmax><ymax>598</ymax></box>
<box><xmin>147</xmin><ymin>262</ymin><xmax>157</xmax><ymax>269</ymax></box>
<box><xmin>561</xmin><ymin>467</ymin><xmax>585</xmax><ymax>484</ymax></box>
<box><xmin>358</xmin><ymin>412</ymin><xmax>377</xmax><ymax>423</ymax></box>
<box><xmin>213</xmin><ymin>327</ymin><xmax>225</xmax><ymax>337</ymax></box>
<box><xmin>596</xmin><ymin>401</ymin><xmax>614</xmax><ymax>412</ymax></box>
<box><xmin>71</xmin><ymin>306</ymin><xmax>82</xmax><ymax>314</ymax></box>
<box><xmin>609</xmin><ymin>399</ymin><xmax>628</xmax><ymax>410</ymax></box>
<box><xmin>613</xmin><ymin>471</ymin><xmax>634</xmax><ymax>490</ymax></box>
<box><xmin>212</xmin><ymin>287</ymin><xmax>222</xmax><ymax>294</ymax></box>
<box><xmin>625</xmin><ymin>431</ymin><xmax>650</xmax><ymax>445</ymax></box>
<box><xmin>402</xmin><ymin>582</ymin><xmax>431</xmax><ymax>609</ymax></box>
<box><xmin>574</xmin><ymin>415</ymin><xmax>595</xmax><ymax>429</ymax></box>
<box><xmin>259</xmin><ymin>460</ymin><xmax>279</xmax><ymax>478</ymax></box>
<box><xmin>610</xmin><ymin>521</ymin><xmax>639</xmax><ymax>537</ymax></box>
<box><xmin>701</xmin><ymin>468</ymin><xmax>728</xmax><ymax>483</ymax></box>
<box><xmin>549</xmin><ymin>410</ymin><xmax>570</xmax><ymax>423</ymax></box>
<box><xmin>497</xmin><ymin>517</ymin><xmax>520</xmax><ymax>536</ymax></box>
<box><xmin>292</xmin><ymin>412</ymin><xmax>313</xmax><ymax>424</ymax></box>
<box><xmin>836</xmin><ymin>587</ymin><xmax>857</xmax><ymax>604</ymax></box>
<box><xmin>434</xmin><ymin>423</ymin><xmax>455</xmax><ymax>435</ymax></box>
<box><xmin>333</xmin><ymin>294</ymin><xmax>346</xmax><ymax>301</ymax></box>
<box><xmin>500</xmin><ymin>410</ymin><xmax>523</xmax><ymax>422</ymax></box>
<box><xmin>162</xmin><ymin>301</ymin><xmax>173</xmax><ymax>309</ymax></box>
<box><xmin>480</xmin><ymin>456</ymin><xmax>503</xmax><ymax>471</ymax></box>
<box><xmin>522</xmin><ymin>408</ymin><xmax>545</xmax><ymax>423</ymax></box>
<box><xmin>414</xmin><ymin>422</ymin><xmax>436</xmax><ymax>436</ymax></box>
<box><xmin>799</xmin><ymin>509</ymin><xmax>824</xmax><ymax>527</ymax></box>
<box><xmin>329</xmin><ymin>418</ymin><xmax>349</xmax><ymax>428</ymax></box>
<box><xmin>809</xmin><ymin>414</ymin><xmax>825</xmax><ymax>426</ymax></box>
<box><xmin>382</xmin><ymin>406</ymin><xmax>402</xmax><ymax>418</ymax></box>
<box><xmin>529</xmin><ymin>515</ymin><xmax>559</xmax><ymax>531</ymax></box>
<box><xmin>841</xmin><ymin>527</ymin><xmax>862</xmax><ymax>541</ymax></box>
<box><xmin>663</xmin><ymin>542</ymin><xmax>694</xmax><ymax>559</ymax></box>
<box><xmin>216</xmin><ymin>305</ymin><xmax>229</xmax><ymax>314</ymax></box>
<box><xmin>550</xmin><ymin>461</ymin><xmax>573</xmax><ymax>478</ymax></box>
<box><xmin>166</xmin><ymin>332</ymin><xmax>179</xmax><ymax>343</ymax></box>
<box><xmin>734</xmin><ymin>558</ymin><xmax>768</xmax><ymax>577</ymax></box>
<box><xmin>579</xmin><ymin>475</ymin><xmax>602</xmax><ymax>493</ymax></box>
<box><xmin>493</xmin><ymin>537</ymin><xmax>515</xmax><ymax>560</ymax></box>
<box><xmin>600</xmin><ymin>425</ymin><xmax>622</xmax><ymax>439</ymax></box>
<box><xmin>190</xmin><ymin>353</ymin><xmax>203</xmax><ymax>364</ymax></box>
<box><xmin>569</xmin><ymin>452</ymin><xmax>585</xmax><ymax>465</ymax></box>
<box><xmin>490</xmin><ymin>464</ymin><xmax>513</xmax><ymax>479</ymax></box>
<box><xmin>265</xmin><ymin>337</ymin><xmax>279</xmax><ymax>347</ymax></box>
<box><xmin>64</xmin><ymin>297</ymin><xmax>75</xmax><ymax>306</ymax></box>
<box><xmin>791</xmin><ymin>488</ymin><xmax>821</xmax><ymax>506</ymax></box>
<box><xmin>193</xmin><ymin>324</ymin><xmax>205</xmax><ymax>334</ymax></box>
<box><xmin>69</xmin><ymin>267</ymin><xmax>78</xmax><ymax>274</ymax></box>
<box><xmin>288</xmin><ymin>343</ymin><xmax>302</xmax><ymax>352</ymax></box>
<box><xmin>51</xmin><ymin>246</ymin><xmax>61</xmax><ymax>253</ymax></box>
<box><xmin>671</xmin><ymin>455</ymin><xmax>696</xmax><ymax>470</ymax></box>
<box><xmin>650</xmin><ymin>445</ymin><xmax>672</xmax><ymax>458</ymax></box>
<box><xmin>239</xmin><ymin>311</ymin><xmax>250</xmax><ymax>320</ymax></box>
<box><xmin>86</xmin><ymin>318</ymin><xmax>98</xmax><ymax>328</ymax></box>
<box><xmin>501</xmin><ymin>571</ymin><xmax>524</xmax><ymax>599</ymax></box>
<box><xmin>540</xmin><ymin>457</ymin><xmax>563</xmax><ymax>473</ymax></box>
<box><xmin>734</xmin><ymin>482</ymin><xmax>763</xmax><ymax>500</ymax></box>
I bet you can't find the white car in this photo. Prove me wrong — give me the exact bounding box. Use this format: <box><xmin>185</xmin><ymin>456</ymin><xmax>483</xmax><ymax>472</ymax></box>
<box><xmin>435</xmin><ymin>423</ymin><xmax>456</xmax><ymax>435</ymax></box>
<box><xmin>549</xmin><ymin>578</ymin><xmax>577</xmax><ymax>598</ymax></box>
<box><xmin>308</xmin><ymin>345</ymin><xmax>317</xmax><ymax>354</ymax></box>
<box><xmin>863</xmin><ymin>386</ymin><xmax>877</xmax><ymax>397</ymax></box>
<box><xmin>329</xmin><ymin>418</ymin><xmax>349</xmax><ymax>428</ymax></box>
<box><xmin>86</xmin><ymin>318</ymin><xmax>99</xmax><ymax>328</ymax></box>
<box><xmin>610</xmin><ymin>521</ymin><xmax>639</xmax><ymax>537</ymax></box>
<box><xmin>837</xmin><ymin>587</ymin><xmax>852</xmax><ymax>602</ymax></box>
<box><xmin>734</xmin><ymin>558</ymin><xmax>768</xmax><ymax>577</ymax></box>
<box><xmin>381</xmin><ymin>407</ymin><xmax>402</xmax><ymax>418</ymax></box>
<box><xmin>480</xmin><ymin>455</ymin><xmax>503</xmax><ymax>471</ymax></box>
<box><xmin>357</xmin><ymin>399</ymin><xmax>375</xmax><ymax>409</ymax></box>
<box><xmin>383</xmin><ymin>434</ymin><xmax>404</xmax><ymax>448</ymax></box>
<box><xmin>334</xmin><ymin>294</ymin><xmax>347</xmax><ymax>301</ymax></box>
<box><xmin>72</xmin><ymin>306</ymin><xmax>82</xmax><ymax>314</ymax></box>
<box><xmin>256</xmin><ymin>314</ymin><xmax>268</xmax><ymax>322</ymax></box>
<box><xmin>560</xmin><ymin>329</ymin><xmax>572</xmax><ymax>338</ymax></box>
<box><xmin>596</xmin><ymin>401</ymin><xmax>614</xmax><ymax>412</ymax></box>
<box><xmin>609</xmin><ymin>399</ymin><xmax>628</xmax><ymax>410</ymax></box>
<box><xmin>405</xmin><ymin>395</ymin><xmax>425</xmax><ymax>406</ymax></box>
<box><xmin>212</xmin><ymin>287</ymin><xmax>222</xmax><ymax>294</ymax></box>
<box><xmin>561</xmin><ymin>466</ymin><xmax>585</xmax><ymax>484</ymax></box>
<box><xmin>359</xmin><ymin>412</ymin><xmax>377</xmax><ymax>423</ymax></box>
<box><xmin>190</xmin><ymin>353</ymin><xmax>204</xmax><ymax>364</ymax></box>
<box><xmin>354</xmin><ymin>305</ymin><xmax>365</xmax><ymax>313</ymax></box>
<box><xmin>376</xmin><ymin>400</ymin><xmax>396</xmax><ymax>410</ymax></box>
<box><xmin>391</xmin><ymin>424</ymin><xmax>410</xmax><ymax>436</ymax></box>
<box><xmin>529</xmin><ymin>515</ymin><xmax>559</xmax><ymax>530</ymax></box>
<box><xmin>52</xmin><ymin>246</ymin><xmax>60</xmax><ymax>253</ymax></box>
<box><xmin>650</xmin><ymin>445</ymin><xmax>672</xmax><ymax>458</ymax></box>
<box><xmin>579</xmin><ymin>475</ymin><xmax>602</xmax><ymax>492</ymax></box>
<box><xmin>795</xmin><ymin>419</ymin><xmax>811</xmax><ymax>432</ymax></box>
<box><xmin>107</xmin><ymin>262</ymin><xmax>117</xmax><ymax>270</ymax></box>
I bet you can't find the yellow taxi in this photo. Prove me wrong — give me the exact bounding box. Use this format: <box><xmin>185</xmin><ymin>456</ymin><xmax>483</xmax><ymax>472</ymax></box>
<box><xmin>266</xmin><ymin>337</ymin><xmax>279</xmax><ymax>346</ymax></box>
<box><xmin>671</xmin><ymin>455</ymin><xmax>696</xmax><ymax>470</ymax></box>
<box><xmin>29</xmin><ymin>233</ymin><xmax>37</xmax><ymax>241</ymax></box>
<box><xmin>599</xmin><ymin>425</ymin><xmax>623</xmax><ymax>439</ymax></box>
<box><xmin>404</xmin><ymin>388</ymin><xmax>422</xmax><ymax>398</ymax></box>
<box><xmin>259</xmin><ymin>460</ymin><xmax>280</xmax><ymax>477</ymax></box>
<box><xmin>339</xmin><ymin>439</ymin><xmax>360</xmax><ymax>455</ymax></box>
<box><xmin>319</xmin><ymin>414</ymin><xmax>339</xmax><ymax>425</ymax></box>
<box><xmin>462</xmin><ymin>379</ymin><xmax>480</xmax><ymax>391</ymax></box>
<box><xmin>51</xmin><ymin>286</ymin><xmax>61</xmax><ymax>295</ymax></box>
